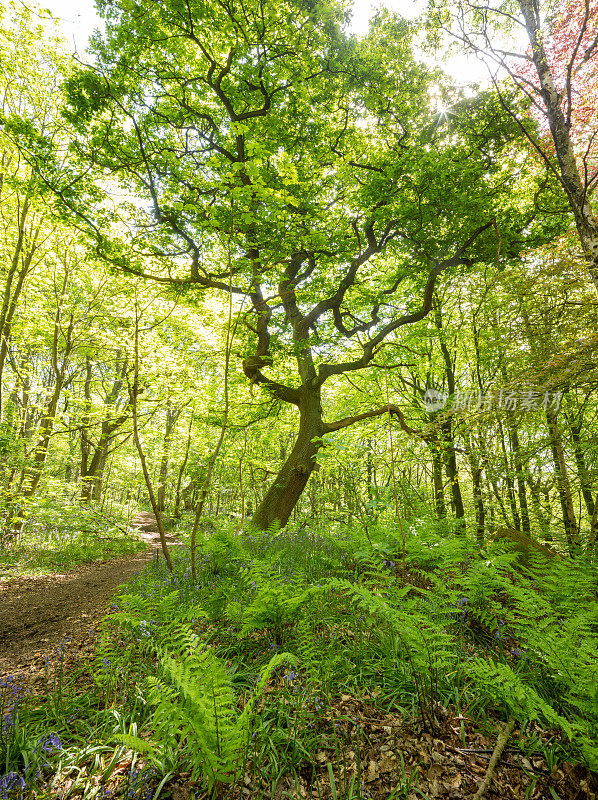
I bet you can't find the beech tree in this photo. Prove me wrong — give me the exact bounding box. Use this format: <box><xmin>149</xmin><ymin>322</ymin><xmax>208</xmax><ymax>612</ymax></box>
<box><xmin>13</xmin><ymin>0</ymin><xmax>555</xmax><ymax>529</ymax></box>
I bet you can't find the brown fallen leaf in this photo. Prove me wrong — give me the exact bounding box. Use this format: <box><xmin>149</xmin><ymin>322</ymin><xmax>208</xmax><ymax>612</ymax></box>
<box><xmin>111</xmin><ymin>756</ymin><xmax>133</xmax><ymax>777</ymax></box>
<box><xmin>447</xmin><ymin>772</ymin><xmax>462</xmax><ymax>790</ymax></box>
<box><xmin>366</xmin><ymin>759</ymin><xmax>379</xmax><ymax>782</ymax></box>
<box><xmin>379</xmin><ymin>754</ymin><xmax>394</xmax><ymax>773</ymax></box>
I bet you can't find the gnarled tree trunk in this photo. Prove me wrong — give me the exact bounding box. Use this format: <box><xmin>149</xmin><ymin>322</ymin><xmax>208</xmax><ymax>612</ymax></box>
<box><xmin>251</xmin><ymin>387</ymin><xmax>324</xmax><ymax>530</ymax></box>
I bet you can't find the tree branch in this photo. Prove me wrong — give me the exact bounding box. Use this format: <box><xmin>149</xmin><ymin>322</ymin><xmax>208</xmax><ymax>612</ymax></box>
<box><xmin>324</xmin><ymin>404</ymin><xmax>426</xmax><ymax>437</ymax></box>
<box><xmin>241</xmin><ymin>356</ymin><xmax>301</xmax><ymax>405</ymax></box>
<box><xmin>317</xmin><ymin>220</ymin><xmax>496</xmax><ymax>384</ymax></box>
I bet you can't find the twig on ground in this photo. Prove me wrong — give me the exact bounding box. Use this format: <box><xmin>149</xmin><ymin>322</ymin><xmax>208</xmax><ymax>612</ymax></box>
<box><xmin>472</xmin><ymin>716</ymin><xmax>516</xmax><ymax>799</ymax></box>
<box><xmin>447</xmin><ymin>745</ymin><xmax>519</xmax><ymax>755</ymax></box>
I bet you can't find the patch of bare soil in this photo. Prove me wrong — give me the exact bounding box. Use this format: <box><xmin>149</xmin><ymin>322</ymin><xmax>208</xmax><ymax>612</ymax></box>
<box><xmin>0</xmin><ymin>512</ymin><xmax>179</xmax><ymax>686</ymax></box>
<box><xmin>133</xmin><ymin>510</ymin><xmax>181</xmax><ymax>549</ymax></box>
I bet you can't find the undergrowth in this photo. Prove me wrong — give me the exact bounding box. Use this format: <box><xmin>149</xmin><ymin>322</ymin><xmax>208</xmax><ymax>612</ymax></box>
<box><xmin>1</xmin><ymin>515</ymin><xmax>597</xmax><ymax>798</ymax></box>
<box><xmin>0</xmin><ymin>499</ymin><xmax>143</xmax><ymax>576</ymax></box>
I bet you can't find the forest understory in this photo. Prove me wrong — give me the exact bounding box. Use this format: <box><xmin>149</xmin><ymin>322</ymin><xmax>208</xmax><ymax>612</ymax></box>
<box><xmin>1</xmin><ymin>0</ymin><xmax>598</xmax><ymax>796</ymax></box>
<box><xmin>2</xmin><ymin>510</ymin><xmax>598</xmax><ymax>800</ymax></box>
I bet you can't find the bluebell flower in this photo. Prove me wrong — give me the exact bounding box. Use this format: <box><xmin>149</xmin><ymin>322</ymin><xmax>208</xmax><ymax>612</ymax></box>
<box><xmin>0</xmin><ymin>771</ymin><xmax>26</xmax><ymax>799</ymax></box>
<box><xmin>493</xmin><ymin>621</ymin><xmax>505</xmax><ymax>640</ymax></box>
<box><xmin>2</xmin><ymin>712</ymin><xmax>13</xmax><ymax>735</ymax></box>
<box><xmin>39</xmin><ymin>733</ymin><xmax>62</xmax><ymax>752</ymax></box>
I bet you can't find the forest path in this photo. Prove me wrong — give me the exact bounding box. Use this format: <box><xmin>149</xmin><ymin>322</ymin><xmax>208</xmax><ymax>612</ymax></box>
<box><xmin>0</xmin><ymin>512</ymin><xmax>179</xmax><ymax>687</ymax></box>
<box><xmin>133</xmin><ymin>510</ymin><xmax>182</xmax><ymax>549</ymax></box>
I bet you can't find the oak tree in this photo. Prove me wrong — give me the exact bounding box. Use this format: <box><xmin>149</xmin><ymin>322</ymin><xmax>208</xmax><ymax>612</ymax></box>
<box><xmin>22</xmin><ymin>0</ymin><xmax>552</xmax><ymax>528</ymax></box>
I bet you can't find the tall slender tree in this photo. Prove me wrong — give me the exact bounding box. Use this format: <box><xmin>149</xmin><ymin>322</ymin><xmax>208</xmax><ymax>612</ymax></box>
<box><xmin>428</xmin><ymin>0</ymin><xmax>598</xmax><ymax>292</ymax></box>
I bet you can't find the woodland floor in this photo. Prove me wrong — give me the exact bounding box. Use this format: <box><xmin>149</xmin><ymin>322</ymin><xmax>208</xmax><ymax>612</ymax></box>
<box><xmin>0</xmin><ymin>512</ymin><xmax>180</xmax><ymax>687</ymax></box>
<box><xmin>1</xmin><ymin>517</ymin><xmax>597</xmax><ymax>799</ymax></box>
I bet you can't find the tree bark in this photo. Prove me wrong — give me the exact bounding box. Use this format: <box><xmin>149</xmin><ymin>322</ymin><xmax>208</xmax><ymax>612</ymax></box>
<box><xmin>366</xmin><ymin>438</ymin><xmax>374</xmax><ymax>501</ymax></box>
<box><xmin>251</xmin><ymin>387</ymin><xmax>324</xmax><ymax>530</ymax></box>
<box><xmin>156</xmin><ymin>403</ymin><xmax>180</xmax><ymax>513</ymax></box>
<box><xmin>507</xmin><ymin>418</ymin><xmax>531</xmax><ymax>536</ymax></box>
<box><xmin>430</xmin><ymin>441</ymin><xmax>447</xmax><ymax>518</ymax></box>
<box><xmin>443</xmin><ymin>420</ymin><xmax>465</xmax><ymax>524</ymax></box>
<box><xmin>23</xmin><ymin>295</ymin><xmax>74</xmax><ymax>497</ymax></box>
<box><xmin>238</xmin><ymin>429</ymin><xmax>248</xmax><ymax>519</ymax></box>
<box><xmin>497</xmin><ymin>418</ymin><xmax>521</xmax><ymax>531</ymax></box>
<box><xmin>546</xmin><ymin>407</ymin><xmax>580</xmax><ymax>552</ymax></box>
<box><xmin>434</xmin><ymin>300</ymin><xmax>465</xmax><ymax>526</ymax></box>
<box><xmin>589</xmin><ymin>492</ymin><xmax>598</xmax><ymax>553</ymax></box>
<box><xmin>0</xmin><ymin>194</ymin><xmax>39</xmax><ymax>419</ymax></box>
<box><xmin>80</xmin><ymin>356</ymin><xmax>93</xmax><ymax>499</ymax></box>
<box><xmin>526</xmin><ymin>474</ymin><xmax>550</xmax><ymax>535</ymax></box>
<box><xmin>518</xmin><ymin>0</ymin><xmax>598</xmax><ymax>293</ymax></box>
<box><xmin>257</xmin><ymin>402</ymin><xmax>320</xmax><ymax>528</ymax></box>
<box><xmin>80</xmin><ymin>354</ymin><xmax>129</xmax><ymax>503</ymax></box>
<box><xmin>568</xmin><ymin>415</ymin><xmax>595</xmax><ymax>520</ymax></box>
<box><xmin>174</xmin><ymin>413</ymin><xmax>193</xmax><ymax>518</ymax></box>
<box><xmin>131</xmin><ymin>310</ymin><xmax>173</xmax><ymax>572</ymax></box>
<box><xmin>468</xmin><ymin>436</ymin><xmax>486</xmax><ymax>545</ymax></box>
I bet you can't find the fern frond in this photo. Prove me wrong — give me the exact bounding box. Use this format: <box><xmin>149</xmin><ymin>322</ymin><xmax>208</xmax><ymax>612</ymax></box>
<box><xmin>144</xmin><ymin>620</ymin><xmax>296</xmax><ymax>791</ymax></box>
<box><xmin>112</xmin><ymin>733</ymin><xmax>156</xmax><ymax>758</ymax></box>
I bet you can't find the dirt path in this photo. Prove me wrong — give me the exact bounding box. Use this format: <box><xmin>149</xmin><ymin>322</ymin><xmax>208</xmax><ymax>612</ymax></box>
<box><xmin>0</xmin><ymin>512</ymin><xmax>180</xmax><ymax>686</ymax></box>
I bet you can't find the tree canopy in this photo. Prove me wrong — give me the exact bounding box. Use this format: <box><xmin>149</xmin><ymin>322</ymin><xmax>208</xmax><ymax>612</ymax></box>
<box><xmin>0</xmin><ymin>0</ymin><xmax>595</xmax><ymax>536</ymax></box>
<box><xmin>1</xmin><ymin>0</ymin><xmax>561</xmax><ymax>527</ymax></box>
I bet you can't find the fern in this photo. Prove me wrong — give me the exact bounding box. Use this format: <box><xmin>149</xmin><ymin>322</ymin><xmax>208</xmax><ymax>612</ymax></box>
<box><xmin>328</xmin><ymin>577</ymin><xmax>452</xmax><ymax>659</ymax></box>
<box><xmin>456</xmin><ymin>546</ymin><xmax>598</xmax><ymax>767</ymax></box>
<box><xmin>112</xmin><ymin>733</ymin><xmax>156</xmax><ymax>757</ymax></box>
<box><xmin>239</xmin><ymin>576</ymin><xmax>320</xmax><ymax>645</ymax></box>
<box><xmin>471</xmin><ymin>658</ymin><xmax>598</xmax><ymax>769</ymax></box>
<box><xmin>324</xmin><ymin>577</ymin><xmax>457</xmax><ymax>727</ymax></box>
<box><xmin>145</xmin><ymin>622</ymin><xmax>296</xmax><ymax>794</ymax></box>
